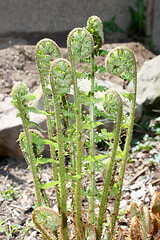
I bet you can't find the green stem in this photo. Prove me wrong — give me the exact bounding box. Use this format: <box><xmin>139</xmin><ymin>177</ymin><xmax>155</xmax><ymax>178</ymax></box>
<box><xmin>18</xmin><ymin>99</ymin><xmax>42</xmax><ymax>206</ymax></box>
<box><xmin>50</xmin><ymin>66</ymin><xmax>68</xmax><ymax>240</ymax></box>
<box><xmin>40</xmin><ymin>186</ymin><xmax>51</xmax><ymax>208</ymax></box>
<box><xmin>46</xmin><ymin>106</ymin><xmax>61</xmax><ymax>212</ymax></box>
<box><xmin>70</xmin><ymin>57</ymin><xmax>83</xmax><ymax>237</ymax></box>
<box><xmin>97</xmin><ymin>90</ymin><xmax>123</xmax><ymax>240</ymax></box>
<box><xmin>67</xmin><ymin>28</ymin><xmax>94</xmax><ymax>239</ymax></box>
<box><xmin>61</xmin><ymin>95</ymin><xmax>76</xmax><ymax>207</ymax></box>
<box><xmin>90</xmin><ymin>51</ymin><xmax>95</xmax><ymax>224</ymax></box>
<box><xmin>104</xmin><ymin>47</ymin><xmax>137</xmax><ymax>239</ymax></box>
<box><xmin>35</xmin><ymin>39</ymin><xmax>61</xmax><ymax>213</ymax></box>
<box><xmin>86</xmin><ymin>15</ymin><xmax>104</xmax><ymax>225</ymax></box>
<box><xmin>108</xmin><ymin>66</ymin><xmax>137</xmax><ymax>239</ymax></box>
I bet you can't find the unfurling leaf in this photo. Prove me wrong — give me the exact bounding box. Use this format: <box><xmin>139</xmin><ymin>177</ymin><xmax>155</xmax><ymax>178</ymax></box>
<box><xmin>32</xmin><ymin>206</ymin><xmax>61</xmax><ymax>239</ymax></box>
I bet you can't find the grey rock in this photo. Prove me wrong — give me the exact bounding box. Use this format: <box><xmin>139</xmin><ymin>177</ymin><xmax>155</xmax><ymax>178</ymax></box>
<box><xmin>77</xmin><ymin>77</ymin><xmax>143</xmax><ymax>123</ymax></box>
<box><xmin>0</xmin><ymin>94</ymin><xmax>48</xmax><ymax>158</ymax></box>
<box><xmin>127</xmin><ymin>54</ymin><xmax>160</xmax><ymax>119</ymax></box>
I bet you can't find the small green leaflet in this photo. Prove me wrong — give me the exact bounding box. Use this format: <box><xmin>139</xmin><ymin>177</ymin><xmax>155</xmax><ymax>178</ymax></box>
<box><xmin>37</xmin><ymin>157</ymin><xmax>58</xmax><ymax>164</ymax></box>
<box><xmin>28</xmin><ymin>121</ymin><xmax>46</xmax><ymax>132</ymax></box>
<box><xmin>95</xmin><ymin>64</ymin><xmax>106</xmax><ymax>73</ymax></box>
<box><xmin>97</xmin><ymin>49</ymin><xmax>110</xmax><ymax>56</ymax></box>
<box><xmin>69</xmin><ymin>171</ymin><xmax>87</xmax><ymax>180</ymax></box>
<box><xmin>27</xmin><ymin>106</ymin><xmax>52</xmax><ymax>116</ymax></box>
<box><xmin>23</xmin><ymin>94</ymin><xmax>36</xmax><ymax>102</ymax></box>
<box><xmin>32</xmin><ymin>135</ymin><xmax>58</xmax><ymax>148</ymax></box>
<box><xmin>122</xmin><ymin>92</ymin><xmax>134</xmax><ymax>102</ymax></box>
<box><xmin>41</xmin><ymin>181</ymin><xmax>60</xmax><ymax>190</ymax></box>
<box><xmin>110</xmin><ymin>183</ymin><xmax>119</xmax><ymax>196</ymax></box>
<box><xmin>84</xmin><ymin>154</ymin><xmax>109</xmax><ymax>162</ymax></box>
<box><xmin>116</xmin><ymin>148</ymin><xmax>125</xmax><ymax>159</ymax></box>
<box><xmin>94</xmin><ymin>83</ymin><xmax>108</xmax><ymax>92</ymax></box>
<box><xmin>83</xmin><ymin>121</ymin><xmax>103</xmax><ymax>130</ymax></box>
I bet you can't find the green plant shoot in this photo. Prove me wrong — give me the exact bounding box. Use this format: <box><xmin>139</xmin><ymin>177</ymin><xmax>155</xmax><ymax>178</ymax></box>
<box><xmin>10</xmin><ymin>16</ymin><xmax>137</xmax><ymax>240</ymax></box>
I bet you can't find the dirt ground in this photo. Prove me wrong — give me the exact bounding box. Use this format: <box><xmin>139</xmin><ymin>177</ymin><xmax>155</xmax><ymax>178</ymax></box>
<box><xmin>0</xmin><ymin>37</ymin><xmax>160</xmax><ymax>239</ymax></box>
<box><xmin>0</xmin><ymin>40</ymin><xmax>155</xmax><ymax>96</ymax></box>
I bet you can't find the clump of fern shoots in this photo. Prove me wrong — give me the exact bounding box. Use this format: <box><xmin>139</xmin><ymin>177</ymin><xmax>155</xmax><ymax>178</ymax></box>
<box><xmin>11</xmin><ymin>15</ymin><xmax>137</xmax><ymax>239</ymax></box>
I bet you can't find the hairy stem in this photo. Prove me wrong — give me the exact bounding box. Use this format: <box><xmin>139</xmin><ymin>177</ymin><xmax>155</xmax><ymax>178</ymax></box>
<box><xmin>61</xmin><ymin>95</ymin><xmax>76</xmax><ymax>210</ymax></box>
<box><xmin>90</xmin><ymin>51</ymin><xmax>95</xmax><ymax>224</ymax></box>
<box><xmin>49</xmin><ymin>58</ymin><xmax>74</xmax><ymax>240</ymax></box>
<box><xmin>67</xmin><ymin>27</ymin><xmax>94</xmax><ymax>239</ymax></box>
<box><xmin>21</xmin><ymin>111</ymin><xmax>42</xmax><ymax>206</ymax></box>
<box><xmin>105</xmin><ymin>46</ymin><xmax>137</xmax><ymax>239</ymax></box>
<box><xmin>86</xmin><ymin>15</ymin><xmax>104</xmax><ymax>224</ymax></box>
<box><xmin>11</xmin><ymin>83</ymin><xmax>42</xmax><ymax>206</ymax></box>
<box><xmin>50</xmin><ymin>90</ymin><xmax>67</xmax><ymax>239</ymax></box>
<box><xmin>97</xmin><ymin>90</ymin><xmax>123</xmax><ymax>240</ymax></box>
<box><xmin>69</xmin><ymin>54</ymin><xmax>83</xmax><ymax>237</ymax></box>
<box><xmin>35</xmin><ymin>39</ymin><xmax>61</xmax><ymax>212</ymax></box>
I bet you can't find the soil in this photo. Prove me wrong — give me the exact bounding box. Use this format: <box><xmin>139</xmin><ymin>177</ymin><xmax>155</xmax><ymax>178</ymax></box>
<box><xmin>0</xmin><ymin>37</ymin><xmax>160</xmax><ymax>239</ymax></box>
<box><xmin>0</xmin><ymin>41</ymin><xmax>155</xmax><ymax>96</ymax></box>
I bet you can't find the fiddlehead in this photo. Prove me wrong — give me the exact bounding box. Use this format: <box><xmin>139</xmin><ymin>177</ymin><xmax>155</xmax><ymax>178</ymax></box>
<box><xmin>140</xmin><ymin>205</ymin><xmax>153</xmax><ymax>240</ymax></box>
<box><xmin>151</xmin><ymin>192</ymin><xmax>160</xmax><ymax>217</ymax></box>
<box><xmin>49</xmin><ymin>58</ymin><xmax>72</xmax><ymax>240</ymax></box>
<box><xmin>67</xmin><ymin>28</ymin><xmax>94</xmax><ymax>62</ymax></box>
<box><xmin>86</xmin><ymin>15</ymin><xmax>104</xmax><ymax>51</ymax></box>
<box><xmin>84</xmin><ymin>224</ymin><xmax>96</xmax><ymax>240</ymax></box>
<box><xmin>127</xmin><ymin>196</ymin><xmax>160</xmax><ymax>240</ymax></box>
<box><xmin>49</xmin><ymin>58</ymin><xmax>72</xmax><ymax>94</ymax></box>
<box><xmin>129</xmin><ymin>216</ymin><xmax>141</xmax><ymax>240</ymax></box>
<box><xmin>67</xmin><ymin>28</ymin><xmax>94</xmax><ymax>238</ymax></box>
<box><xmin>97</xmin><ymin>89</ymin><xmax>123</xmax><ymax>239</ymax></box>
<box><xmin>35</xmin><ymin>38</ymin><xmax>61</xmax><ymax>213</ymax></box>
<box><xmin>36</xmin><ymin>38</ymin><xmax>61</xmax><ymax>83</ymax></box>
<box><xmin>105</xmin><ymin>46</ymin><xmax>137</xmax><ymax>239</ymax></box>
<box><xmin>127</xmin><ymin>202</ymin><xmax>141</xmax><ymax>220</ymax></box>
<box><xmin>106</xmin><ymin>46</ymin><xmax>137</xmax><ymax>91</ymax></box>
<box><xmin>32</xmin><ymin>206</ymin><xmax>61</xmax><ymax>240</ymax></box>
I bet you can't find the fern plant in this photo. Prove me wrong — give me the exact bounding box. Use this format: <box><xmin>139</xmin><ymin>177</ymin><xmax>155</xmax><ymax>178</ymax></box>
<box><xmin>11</xmin><ymin>15</ymin><xmax>137</xmax><ymax>239</ymax></box>
<box><xmin>126</xmin><ymin>192</ymin><xmax>160</xmax><ymax>240</ymax></box>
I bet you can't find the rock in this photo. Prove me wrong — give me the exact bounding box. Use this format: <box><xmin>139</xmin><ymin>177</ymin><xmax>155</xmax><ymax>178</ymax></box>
<box><xmin>77</xmin><ymin>77</ymin><xmax>143</xmax><ymax>123</ymax></box>
<box><xmin>0</xmin><ymin>94</ymin><xmax>49</xmax><ymax>158</ymax></box>
<box><xmin>127</xmin><ymin>55</ymin><xmax>160</xmax><ymax>120</ymax></box>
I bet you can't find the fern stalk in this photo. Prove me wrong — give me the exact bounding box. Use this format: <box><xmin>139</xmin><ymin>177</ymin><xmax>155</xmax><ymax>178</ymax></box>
<box><xmin>61</xmin><ymin>95</ymin><xmax>76</xmax><ymax>209</ymax></box>
<box><xmin>67</xmin><ymin>28</ymin><xmax>94</xmax><ymax>239</ymax></box>
<box><xmin>69</xmin><ymin>54</ymin><xmax>83</xmax><ymax>237</ymax></box>
<box><xmin>21</xmin><ymin>113</ymin><xmax>42</xmax><ymax>206</ymax></box>
<box><xmin>105</xmin><ymin>47</ymin><xmax>137</xmax><ymax>239</ymax></box>
<box><xmin>86</xmin><ymin>15</ymin><xmax>104</xmax><ymax>224</ymax></box>
<box><xmin>11</xmin><ymin>83</ymin><xmax>42</xmax><ymax>206</ymax></box>
<box><xmin>49</xmin><ymin>58</ymin><xmax>73</xmax><ymax>240</ymax></box>
<box><xmin>97</xmin><ymin>90</ymin><xmax>123</xmax><ymax>240</ymax></box>
<box><xmin>90</xmin><ymin>51</ymin><xmax>95</xmax><ymax>224</ymax></box>
<box><xmin>35</xmin><ymin>39</ymin><xmax>61</xmax><ymax>213</ymax></box>
<box><xmin>49</xmin><ymin>87</ymin><xmax>67</xmax><ymax>239</ymax></box>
